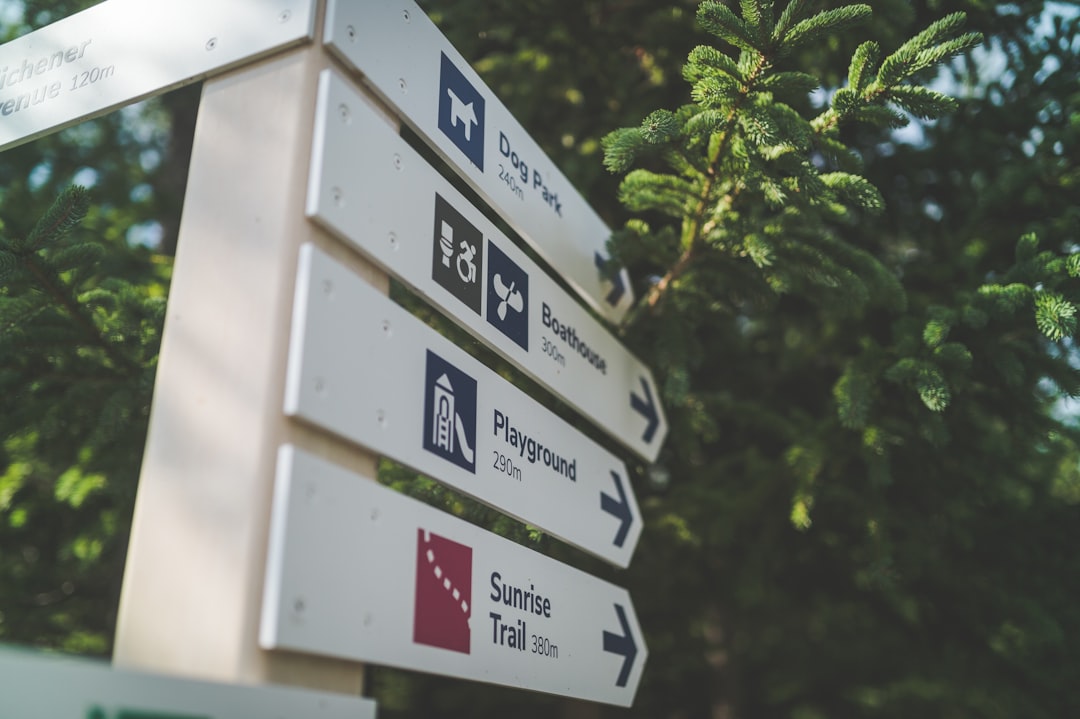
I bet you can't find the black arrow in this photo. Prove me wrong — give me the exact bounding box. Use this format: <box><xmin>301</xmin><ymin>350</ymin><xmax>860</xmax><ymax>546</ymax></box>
<box><xmin>602</xmin><ymin>603</ymin><xmax>638</xmax><ymax>688</ymax></box>
<box><xmin>629</xmin><ymin>377</ymin><xmax>660</xmax><ymax>444</ymax></box>
<box><xmin>600</xmin><ymin>471</ymin><xmax>633</xmax><ymax>548</ymax></box>
<box><xmin>594</xmin><ymin>251</ymin><xmax>627</xmax><ymax>307</ymax></box>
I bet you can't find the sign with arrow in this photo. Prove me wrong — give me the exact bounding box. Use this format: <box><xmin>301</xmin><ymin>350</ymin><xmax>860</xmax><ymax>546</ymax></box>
<box><xmin>320</xmin><ymin>0</ymin><xmax>634</xmax><ymax>325</ymax></box>
<box><xmin>307</xmin><ymin>69</ymin><xmax>668</xmax><ymax>462</ymax></box>
<box><xmin>0</xmin><ymin>647</ymin><xmax>376</xmax><ymax>719</ymax></box>
<box><xmin>261</xmin><ymin>446</ymin><xmax>648</xmax><ymax>706</ymax></box>
<box><xmin>0</xmin><ymin>0</ymin><xmax>315</xmax><ymax>152</ymax></box>
<box><xmin>285</xmin><ymin>243</ymin><xmax>642</xmax><ymax>567</ymax></box>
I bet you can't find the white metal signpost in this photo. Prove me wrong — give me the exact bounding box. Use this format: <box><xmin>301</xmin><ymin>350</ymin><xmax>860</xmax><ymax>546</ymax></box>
<box><xmin>0</xmin><ymin>649</ymin><xmax>377</xmax><ymax>719</ymax></box>
<box><xmin>320</xmin><ymin>0</ymin><xmax>634</xmax><ymax>325</ymax></box>
<box><xmin>286</xmin><ymin>243</ymin><xmax>643</xmax><ymax>567</ymax></box>
<box><xmin>308</xmin><ymin>69</ymin><xmax>668</xmax><ymax>462</ymax></box>
<box><xmin>0</xmin><ymin>0</ymin><xmax>316</xmax><ymax>152</ymax></box>
<box><xmin>262</xmin><ymin>446</ymin><xmax>648</xmax><ymax>707</ymax></box>
<box><xmin>0</xmin><ymin>0</ymin><xmax>659</xmax><ymax>710</ymax></box>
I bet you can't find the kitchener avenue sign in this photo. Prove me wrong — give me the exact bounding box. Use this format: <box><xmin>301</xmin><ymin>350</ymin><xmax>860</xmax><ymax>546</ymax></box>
<box><xmin>261</xmin><ymin>446</ymin><xmax>648</xmax><ymax>707</ymax></box>
<box><xmin>0</xmin><ymin>0</ymin><xmax>316</xmax><ymax>151</ymax></box>
<box><xmin>307</xmin><ymin>69</ymin><xmax>668</xmax><ymax>462</ymax></box>
<box><xmin>320</xmin><ymin>0</ymin><xmax>635</xmax><ymax>325</ymax></box>
<box><xmin>285</xmin><ymin>244</ymin><xmax>643</xmax><ymax>567</ymax></box>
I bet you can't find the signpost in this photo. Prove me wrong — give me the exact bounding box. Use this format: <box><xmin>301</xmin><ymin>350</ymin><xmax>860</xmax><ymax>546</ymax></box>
<box><xmin>319</xmin><ymin>0</ymin><xmax>634</xmax><ymax>325</ymax></box>
<box><xmin>0</xmin><ymin>0</ymin><xmax>316</xmax><ymax>152</ymax></box>
<box><xmin>285</xmin><ymin>243</ymin><xmax>643</xmax><ymax>567</ymax></box>
<box><xmin>307</xmin><ymin>69</ymin><xmax>668</xmax><ymax>462</ymax></box>
<box><xmin>261</xmin><ymin>446</ymin><xmax>648</xmax><ymax>707</ymax></box>
<box><xmin>0</xmin><ymin>649</ymin><xmax>377</xmax><ymax>719</ymax></box>
<box><xmin>0</xmin><ymin>0</ymin><xmax>661</xmax><ymax>709</ymax></box>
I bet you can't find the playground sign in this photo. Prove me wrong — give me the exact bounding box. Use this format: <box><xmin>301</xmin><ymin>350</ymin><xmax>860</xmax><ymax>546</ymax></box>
<box><xmin>285</xmin><ymin>243</ymin><xmax>643</xmax><ymax>567</ymax></box>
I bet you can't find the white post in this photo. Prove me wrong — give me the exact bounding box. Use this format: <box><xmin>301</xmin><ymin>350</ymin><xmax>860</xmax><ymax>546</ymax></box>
<box><xmin>112</xmin><ymin>9</ymin><xmax>394</xmax><ymax>693</ymax></box>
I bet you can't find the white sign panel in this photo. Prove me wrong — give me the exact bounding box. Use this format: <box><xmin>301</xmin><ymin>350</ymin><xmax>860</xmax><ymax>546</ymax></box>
<box><xmin>0</xmin><ymin>0</ymin><xmax>316</xmax><ymax>151</ymax></box>
<box><xmin>285</xmin><ymin>243</ymin><xmax>642</xmax><ymax>567</ymax></box>
<box><xmin>261</xmin><ymin>446</ymin><xmax>647</xmax><ymax>706</ymax></box>
<box><xmin>307</xmin><ymin>70</ymin><xmax>667</xmax><ymax>462</ymax></box>
<box><xmin>322</xmin><ymin>0</ymin><xmax>633</xmax><ymax>324</ymax></box>
<box><xmin>0</xmin><ymin>648</ymin><xmax>377</xmax><ymax>718</ymax></box>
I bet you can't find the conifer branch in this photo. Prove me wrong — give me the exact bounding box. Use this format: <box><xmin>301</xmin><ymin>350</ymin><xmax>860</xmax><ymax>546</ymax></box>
<box><xmin>639</xmin><ymin>53</ymin><xmax>768</xmax><ymax>313</ymax></box>
<box><xmin>24</xmin><ymin>185</ymin><xmax>89</xmax><ymax>251</ymax></box>
<box><xmin>19</xmin><ymin>251</ymin><xmax>138</xmax><ymax>375</ymax></box>
<box><xmin>608</xmin><ymin>1</ymin><xmax>981</xmax><ymax>328</ymax></box>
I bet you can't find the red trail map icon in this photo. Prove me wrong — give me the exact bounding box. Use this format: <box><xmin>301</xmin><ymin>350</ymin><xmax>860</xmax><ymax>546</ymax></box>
<box><xmin>413</xmin><ymin>529</ymin><xmax>473</xmax><ymax>654</ymax></box>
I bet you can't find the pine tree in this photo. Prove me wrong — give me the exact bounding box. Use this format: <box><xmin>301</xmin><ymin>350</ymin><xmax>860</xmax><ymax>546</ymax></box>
<box><xmin>598</xmin><ymin>2</ymin><xmax>1080</xmax><ymax>716</ymax></box>
<box><xmin>602</xmin><ymin>3</ymin><xmax>979</xmax><ymax>319</ymax></box>
<box><xmin>0</xmin><ymin>186</ymin><xmax>166</xmax><ymax>653</ymax></box>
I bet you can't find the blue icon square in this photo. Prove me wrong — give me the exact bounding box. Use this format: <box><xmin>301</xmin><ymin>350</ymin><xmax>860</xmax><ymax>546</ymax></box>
<box><xmin>423</xmin><ymin>350</ymin><xmax>478</xmax><ymax>473</ymax></box>
<box><xmin>438</xmin><ymin>52</ymin><xmax>485</xmax><ymax>171</ymax></box>
<box><xmin>486</xmin><ymin>242</ymin><xmax>529</xmax><ymax>351</ymax></box>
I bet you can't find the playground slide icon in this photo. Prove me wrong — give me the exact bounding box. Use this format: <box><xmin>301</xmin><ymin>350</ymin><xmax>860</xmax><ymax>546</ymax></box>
<box><xmin>422</xmin><ymin>350</ymin><xmax>478</xmax><ymax>473</ymax></box>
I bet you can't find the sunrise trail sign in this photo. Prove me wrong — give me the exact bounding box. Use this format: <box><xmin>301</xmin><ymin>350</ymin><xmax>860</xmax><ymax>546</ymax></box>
<box><xmin>319</xmin><ymin>0</ymin><xmax>634</xmax><ymax>325</ymax></box>
<box><xmin>307</xmin><ymin>69</ymin><xmax>668</xmax><ymax>462</ymax></box>
<box><xmin>261</xmin><ymin>446</ymin><xmax>648</xmax><ymax>707</ymax></box>
<box><xmin>285</xmin><ymin>244</ymin><xmax>643</xmax><ymax>567</ymax></box>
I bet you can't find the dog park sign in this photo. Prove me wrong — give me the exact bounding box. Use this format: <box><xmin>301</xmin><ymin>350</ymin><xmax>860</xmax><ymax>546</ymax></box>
<box><xmin>0</xmin><ymin>0</ymin><xmax>664</xmax><ymax>710</ymax></box>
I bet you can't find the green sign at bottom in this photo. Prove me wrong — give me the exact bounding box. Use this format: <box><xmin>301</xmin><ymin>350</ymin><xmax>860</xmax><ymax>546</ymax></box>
<box><xmin>0</xmin><ymin>648</ymin><xmax>376</xmax><ymax>719</ymax></box>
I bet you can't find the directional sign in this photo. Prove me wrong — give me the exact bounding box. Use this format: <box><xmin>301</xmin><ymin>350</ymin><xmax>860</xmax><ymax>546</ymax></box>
<box><xmin>0</xmin><ymin>647</ymin><xmax>376</xmax><ymax>718</ymax></box>
<box><xmin>307</xmin><ymin>69</ymin><xmax>668</xmax><ymax>462</ymax></box>
<box><xmin>285</xmin><ymin>243</ymin><xmax>642</xmax><ymax>567</ymax></box>
<box><xmin>320</xmin><ymin>0</ymin><xmax>633</xmax><ymax>325</ymax></box>
<box><xmin>261</xmin><ymin>446</ymin><xmax>648</xmax><ymax>706</ymax></box>
<box><xmin>0</xmin><ymin>0</ymin><xmax>315</xmax><ymax>151</ymax></box>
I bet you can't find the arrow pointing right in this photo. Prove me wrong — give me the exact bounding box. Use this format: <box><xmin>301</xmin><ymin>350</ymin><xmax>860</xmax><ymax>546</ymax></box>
<box><xmin>600</xmin><ymin>471</ymin><xmax>633</xmax><ymax>548</ymax></box>
<box><xmin>594</xmin><ymin>251</ymin><xmax>627</xmax><ymax>307</ymax></box>
<box><xmin>629</xmin><ymin>377</ymin><xmax>660</xmax><ymax>444</ymax></box>
<box><xmin>602</xmin><ymin>603</ymin><xmax>638</xmax><ymax>688</ymax></box>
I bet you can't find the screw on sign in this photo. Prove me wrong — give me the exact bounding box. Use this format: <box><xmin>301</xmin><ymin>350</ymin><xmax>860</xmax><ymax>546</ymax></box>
<box><xmin>262</xmin><ymin>447</ymin><xmax>649</xmax><ymax>706</ymax></box>
<box><xmin>284</xmin><ymin>244</ymin><xmax>645</xmax><ymax>567</ymax></box>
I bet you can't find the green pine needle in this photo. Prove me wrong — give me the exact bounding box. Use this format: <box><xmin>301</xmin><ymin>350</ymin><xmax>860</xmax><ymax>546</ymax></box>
<box><xmin>834</xmin><ymin>366</ymin><xmax>874</xmax><ymax>429</ymax></box>
<box><xmin>916</xmin><ymin>364</ymin><xmax>951</xmax><ymax>412</ymax></box>
<box><xmin>761</xmin><ymin>71</ymin><xmax>820</xmax><ymax>96</ymax></box>
<box><xmin>848</xmin><ymin>41</ymin><xmax>880</xmax><ymax>93</ymax></box>
<box><xmin>780</xmin><ymin>4</ymin><xmax>873</xmax><ymax>55</ymax></box>
<box><xmin>886</xmin><ymin>85</ymin><xmax>958</xmax><ymax>119</ymax></box>
<box><xmin>641</xmin><ymin>110</ymin><xmax>680</xmax><ymax>144</ymax></box>
<box><xmin>1015</xmin><ymin>232</ymin><xmax>1040</xmax><ymax>262</ymax></box>
<box><xmin>772</xmin><ymin>0</ymin><xmax>813</xmax><ymax>42</ymax></box>
<box><xmin>820</xmin><ymin>172</ymin><xmax>885</xmax><ymax>213</ymax></box>
<box><xmin>1067</xmin><ymin>253</ymin><xmax>1080</xmax><ymax>278</ymax></box>
<box><xmin>24</xmin><ymin>185</ymin><xmax>89</xmax><ymax>252</ymax></box>
<box><xmin>602</xmin><ymin>127</ymin><xmax>645</xmax><ymax>173</ymax></box>
<box><xmin>1034</xmin><ymin>292</ymin><xmax>1077</xmax><ymax>341</ymax></box>
<box><xmin>698</xmin><ymin>1</ymin><xmax>759</xmax><ymax>52</ymax></box>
